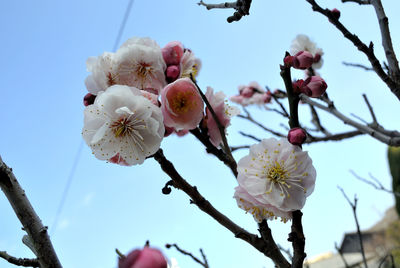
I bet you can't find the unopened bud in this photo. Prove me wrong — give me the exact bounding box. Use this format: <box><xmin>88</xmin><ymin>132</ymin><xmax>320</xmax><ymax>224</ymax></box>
<box><xmin>330</xmin><ymin>8</ymin><xmax>341</xmax><ymax>20</ymax></box>
<box><xmin>292</xmin><ymin>51</ymin><xmax>314</xmax><ymax>70</ymax></box>
<box><xmin>288</xmin><ymin>128</ymin><xmax>307</xmax><ymax>146</ymax></box>
<box><xmin>83</xmin><ymin>93</ymin><xmax>96</xmax><ymax>106</ymax></box>
<box><xmin>162</xmin><ymin>41</ymin><xmax>184</xmax><ymax>65</ymax></box>
<box><xmin>302</xmin><ymin>76</ymin><xmax>327</xmax><ymax>98</ymax></box>
<box><xmin>284</xmin><ymin>55</ymin><xmax>294</xmax><ymax>67</ymax></box>
<box><xmin>241</xmin><ymin>87</ymin><xmax>254</xmax><ymax>98</ymax></box>
<box><xmin>118</xmin><ymin>247</ymin><xmax>167</xmax><ymax>268</ymax></box>
<box><xmin>166</xmin><ymin>65</ymin><xmax>180</xmax><ymax>82</ymax></box>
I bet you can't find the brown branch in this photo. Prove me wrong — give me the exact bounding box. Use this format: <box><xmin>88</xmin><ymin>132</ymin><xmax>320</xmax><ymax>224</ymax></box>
<box><xmin>166</xmin><ymin>243</ymin><xmax>209</xmax><ymax>268</ymax></box>
<box><xmin>306</xmin><ymin>130</ymin><xmax>364</xmax><ymax>143</ymax></box>
<box><xmin>342</xmin><ymin>0</ymin><xmax>371</xmax><ymax>4</ymax></box>
<box><xmin>300</xmin><ymin>94</ymin><xmax>400</xmax><ymax>146</ymax></box>
<box><xmin>190</xmin><ymin>75</ymin><xmax>236</xmax><ymax>169</ymax></box>
<box><xmin>334</xmin><ymin>242</ymin><xmax>350</xmax><ymax>268</ymax></box>
<box><xmin>342</xmin><ymin>61</ymin><xmax>374</xmax><ymax>71</ymax></box>
<box><xmin>280</xmin><ymin>57</ymin><xmax>300</xmax><ymax>129</ymax></box>
<box><xmin>288</xmin><ymin>211</ymin><xmax>306</xmax><ymax>268</ymax></box>
<box><xmin>308</xmin><ymin>104</ymin><xmax>331</xmax><ymax>135</ymax></box>
<box><xmin>198</xmin><ymin>0</ymin><xmax>252</xmax><ymax>23</ymax></box>
<box><xmin>238</xmin><ymin>131</ymin><xmax>261</xmax><ymax>142</ymax></box>
<box><xmin>337</xmin><ymin>186</ymin><xmax>368</xmax><ymax>268</ymax></box>
<box><xmin>0</xmin><ymin>251</ymin><xmax>39</xmax><ymax>267</ymax></box>
<box><xmin>190</xmin><ymin>128</ymin><xmax>237</xmax><ymax>177</ymax></box>
<box><xmin>153</xmin><ymin>149</ymin><xmax>290</xmax><ymax>268</ymax></box>
<box><xmin>350</xmin><ymin>170</ymin><xmax>400</xmax><ymax>197</ymax></box>
<box><xmin>0</xmin><ymin>156</ymin><xmax>62</xmax><ymax>268</ymax></box>
<box><xmin>370</xmin><ymin>0</ymin><xmax>400</xmax><ymax>83</ymax></box>
<box><xmin>237</xmin><ymin>108</ymin><xmax>286</xmax><ymax>138</ymax></box>
<box><xmin>362</xmin><ymin>94</ymin><xmax>378</xmax><ymax>123</ymax></box>
<box><xmin>305</xmin><ymin>0</ymin><xmax>400</xmax><ymax>101</ymax></box>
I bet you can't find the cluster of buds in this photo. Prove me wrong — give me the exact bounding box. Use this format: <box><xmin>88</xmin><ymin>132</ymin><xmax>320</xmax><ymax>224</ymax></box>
<box><xmin>230</xmin><ymin>81</ymin><xmax>272</xmax><ymax>107</ymax></box>
<box><xmin>82</xmin><ymin>37</ymin><xmax>239</xmax><ymax>166</ymax></box>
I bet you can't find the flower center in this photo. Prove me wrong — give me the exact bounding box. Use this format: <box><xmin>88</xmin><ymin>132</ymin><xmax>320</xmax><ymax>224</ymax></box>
<box><xmin>110</xmin><ymin>117</ymin><xmax>133</xmax><ymax>138</ymax></box>
<box><xmin>135</xmin><ymin>62</ymin><xmax>153</xmax><ymax>80</ymax></box>
<box><xmin>267</xmin><ymin>161</ymin><xmax>288</xmax><ymax>183</ymax></box>
<box><xmin>170</xmin><ymin>91</ymin><xmax>195</xmax><ymax>114</ymax></box>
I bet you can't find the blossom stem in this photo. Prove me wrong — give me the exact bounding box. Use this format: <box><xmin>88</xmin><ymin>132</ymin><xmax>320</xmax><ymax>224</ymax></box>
<box><xmin>280</xmin><ymin>56</ymin><xmax>300</xmax><ymax>129</ymax></box>
<box><xmin>0</xmin><ymin>156</ymin><xmax>62</xmax><ymax>268</ymax></box>
<box><xmin>153</xmin><ymin>149</ymin><xmax>290</xmax><ymax>268</ymax></box>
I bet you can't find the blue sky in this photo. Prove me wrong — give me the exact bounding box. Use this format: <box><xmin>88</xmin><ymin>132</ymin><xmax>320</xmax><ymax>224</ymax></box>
<box><xmin>1</xmin><ymin>0</ymin><xmax>400</xmax><ymax>267</ymax></box>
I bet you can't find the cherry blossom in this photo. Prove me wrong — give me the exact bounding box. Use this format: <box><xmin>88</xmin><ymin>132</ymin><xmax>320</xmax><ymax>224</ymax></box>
<box><xmin>236</xmin><ymin>138</ymin><xmax>316</xmax><ymax>213</ymax></box>
<box><xmin>290</xmin><ymin>34</ymin><xmax>324</xmax><ymax>69</ymax></box>
<box><xmin>82</xmin><ymin>85</ymin><xmax>164</xmax><ymax>166</ymax></box>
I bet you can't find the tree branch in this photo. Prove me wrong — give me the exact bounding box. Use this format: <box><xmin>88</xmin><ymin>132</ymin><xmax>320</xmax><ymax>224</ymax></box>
<box><xmin>166</xmin><ymin>243</ymin><xmax>209</xmax><ymax>268</ymax></box>
<box><xmin>305</xmin><ymin>0</ymin><xmax>400</xmax><ymax>101</ymax></box>
<box><xmin>350</xmin><ymin>170</ymin><xmax>400</xmax><ymax>197</ymax></box>
<box><xmin>0</xmin><ymin>156</ymin><xmax>62</xmax><ymax>268</ymax></box>
<box><xmin>337</xmin><ymin>186</ymin><xmax>368</xmax><ymax>268</ymax></box>
<box><xmin>198</xmin><ymin>0</ymin><xmax>252</xmax><ymax>23</ymax></box>
<box><xmin>153</xmin><ymin>149</ymin><xmax>290</xmax><ymax>268</ymax></box>
<box><xmin>341</xmin><ymin>0</ymin><xmax>371</xmax><ymax>5</ymax></box>
<box><xmin>0</xmin><ymin>251</ymin><xmax>39</xmax><ymax>267</ymax></box>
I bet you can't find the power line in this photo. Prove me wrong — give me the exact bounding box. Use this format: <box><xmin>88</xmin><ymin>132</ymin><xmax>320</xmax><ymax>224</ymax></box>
<box><xmin>51</xmin><ymin>0</ymin><xmax>135</xmax><ymax>235</ymax></box>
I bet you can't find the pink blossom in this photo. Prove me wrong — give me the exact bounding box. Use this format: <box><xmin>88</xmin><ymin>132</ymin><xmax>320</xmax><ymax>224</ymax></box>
<box><xmin>287</xmin><ymin>128</ymin><xmax>307</xmax><ymax>146</ymax></box>
<box><xmin>162</xmin><ymin>41</ymin><xmax>184</xmax><ymax>66</ymax></box>
<box><xmin>161</xmin><ymin>78</ymin><xmax>204</xmax><ymax>130</ymax></box>
<box><xmin>205</xmin><ymin>87</ymin><xmax>240</xmax><ymax>147</ymax></box>
<box><xmin>302</xmin><ymin>76</ymin><xmax>327</xmax><ymax>97</ymax></box>
<box><xmin>119</xmin><ymin>247</ymin><xmax>167</xmax><ymax>268</ymax></box>
<box><xmin>292</xmin><ymin>51</ymin><xmax>314</xmax><ymax>70</ymax></box>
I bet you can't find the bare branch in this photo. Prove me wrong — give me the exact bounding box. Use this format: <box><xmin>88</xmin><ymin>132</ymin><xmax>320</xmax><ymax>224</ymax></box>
<box><xmin>342</xmin><ymin>0</ymin><xmax>371</xmax><ymax>5</ymax></box>
<box><xmin>198</xmin><ymin>0</ymin><xmax>252</xmax><ymax>23</ymax></box>
<box><xmin>362</xmin><ymin>94</ymin><xmax>378</xmax><ymax>123</ymax></box>
<box><xmin>153</xmin><ymin>149</ymin><xmax>290</xmax><ymax>268</ymax></box>
<box><xmin>166</xmin><ymin>243</ymin><xmax>209</xmax><ymax>268</ymax></box>
<box><xmin>337</xmin><ymin>186</ymin><xmax>368</xmax><ymax>268</ymax></box>
<box><xmin>370</xmin><ymin>0</ymin><xmax>400</xmax><ymax>82</ymax></box>
<box><xmin>308</xmin><ymin>104</ymin><xmax>331</xmax><ymax>135</ymax></box>
<box><xmin>190</xmin><ymin>75</ymin><xmax>236</xmax><ymax>168</ymax></box>
<box><xmin>0</xmin><ymin>251</ymin><xmax>39</xmax><ymax>267</ymax></box>
<box><xmin>305</xmin><ymin>0</ymin><xmax>400</xmax><ymax>101</ymax></box>
<box><xmin>288</xmin><ymin>211</ymin><xmax>307</xmax><ymax>268</ymax></box>
<box><xmin>350</xmin><ymin>170</ymin><xmax>400</xmax><ymax>197</ymax></box>
<box><xmin>237</xmin><ymin>109</ymin><xmax>286</xmax><ymax>138</ymax></box>
<box><xmin>306</xmin><ymin>130</ymin><xmax>364</xmax><ymax>143</ymax></box>
<box><xmin>200</xmin><ymin>248</ymin><xmax>209</xmax><ymax>268</ymax></box>
<box><xmin>342</xmin><ymin>61</ymin><xmax>374</xmax><ymax>71</ymax></box>
<box><xmin>299</xmin><ymin>94</ymin><xmax>400</xmax><ymax>146</ymax></box>
<box><xmin>239</xmin><ymin>131</ymin><xmax>261</xmax><ymax>142</ymax></box>
<box><xmin>334</xmin><ymin>242</ymin><xmax>350</xmax><ymax>268</ymax></box>
<box><xmin>0</xmin><ymin>156</ymin><xmax>62</xmax><ymax>268</ymax></box>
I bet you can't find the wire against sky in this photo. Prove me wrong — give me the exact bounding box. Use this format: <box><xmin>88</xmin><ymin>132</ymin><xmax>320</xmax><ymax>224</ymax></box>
<box><xmin>51</xmin><ymin>0</ymin><xmax>136</xmax><ymax>235</ymax></box>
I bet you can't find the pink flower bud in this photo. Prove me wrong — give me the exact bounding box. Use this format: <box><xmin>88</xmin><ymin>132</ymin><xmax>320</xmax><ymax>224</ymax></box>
<box><xmin>83</xmin><ymin>93</ymin><xmax>96</xmax><ymax>106</ymax></box>
<box><xmin>241</xmin><ymin>87</ymin><xmax>254</xmax><ymax>98</ymax></box>
<box><xmin>292</xmin><ymin>51</ymin><xmax>314</xmax><ymax>70</ymax></box>
<box><xmin>313</xmin><ymin>53</ymin><xmax>321</xmax><ymax>63</ymax></box>
<box><xmin>330</xmin><ymin>8</ymin><xmax>341</xmax><ymax>20</ymax></box>
<box><xmin>229</xmin><ymin>95</ymin><xmax>245</xmax><ymax>105</ymax></box>
<box><xmin>166</xmin><ymin>65</ymin><xmax>180</xmax><ymax>82</ymax></box>
<box><xmin>284</xmin><ymin>55</ymin><xmax>294</xmax><ymax>67</ymax></box>
<box><xmin>302</xmin><ymin>76</ymin><xmax>327</xmax><ymax>98</ymax></box>
<box><xmin>162</xmin><ymin>41</ymin><xmax>184</xmax><ymax>65</ymax></box>
<box><xmin>287</xmin><ymin>128</ymin><xmax>307</xmax><ymax>146</ymax></box>
<box><xmin>119</xmin><ymin>247</ymin><xmax>167</xmax><ymax>268</ymax></box>
<box><xmin>262</xmin><ymin>92</ymin><xmax>272</xmax><ymax>103</ymax></box>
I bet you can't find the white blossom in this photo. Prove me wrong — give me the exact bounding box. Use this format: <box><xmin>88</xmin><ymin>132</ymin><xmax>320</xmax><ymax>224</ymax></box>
<box><xmin>180</xmin><ymin>49</ymin><xmax>201</xmax><ymax>79</ymax></box>
<box><xmin>236</xmin><ymin>138</ymin><xmax>316</xmax><ymax>215</ymax></box>
<box><xmin>114</xmin><ymin>38</ymin><xmax>166</xmax><ymax>93</ymax></box>
<box><xmin>85</xmin><ymin>52</ymin><xmax>116</xmax><ymax>95</ymax></box>
<box><xmin>290</xmin><ymin>34</ymin><xmax>324</xmax><ymax>69</ymax></box>
<box><xmin>82</xmin><ymin>85</ymin><xmax>164</xmax><ymax>166</ymax></box>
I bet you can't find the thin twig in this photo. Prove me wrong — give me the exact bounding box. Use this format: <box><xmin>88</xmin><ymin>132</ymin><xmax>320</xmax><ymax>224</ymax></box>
<box><xmin>342</xmin><ymin>0</ymin><xmax>371</xmax><ymax>5</ymax></box>
<box><xmin>362</xmin><ymin>94</ymin><xmax>378</xmax><ymax>123</ymax></box>
<box><xmin>305</xmin><ymin>0</ymin><xmax>400</xmax><ymax>101</ymax></box>
<box><xmin>153</xmin><ymin>149</ymin><xmax>290</xmax><ymax>268</ymax></box>
<box><xmin>342</xmin><ymin>61</ymin><xmax>374</xmax><ymax>71</ymax></box>
<box><xmin>190</xmin><ymin>75</ymin><xmax>236</xmax><ymax>170</ymax></box>
<box><xmin>239</xmin><ymin>131</ymin><xmax>261</xmax><ymax>142</ymax></box>
<box><xmin>334</xmin><ymin>242</ymin><xmax>350</xmax><ymax>268</ymax></box>
<box><xmin>166</xmin><ymin>243</ymin><xmax>209</xmax><ymax>268</ymax></box>
<box><xmin>337</xmin><ymin>186</ymin><xmax>368</xmax><ymax>268</ymax></box>
<box><xmin>309</xmin><ymin>104</ymin><xmax>331</xmax><ymax>135</ymax></box>
<box><xmin>350</xmin><ymin>170</ymin><xmax>400</xmax><ymax>197</ymax></box>
<box><xmin>0</xmin><ymin>156</ymin><xmax>62</xmax><ymax>268</ymax></box>
<box><xmin>271</xmin><ymin>93</ymin><xmax>290</xmax><ymax>118</ymax></box>
<box><xmin>299</xmin><ymin>94</ymin><xmax>400</xmax><ymax>146</ymax></box>
<box><xmin>0</xmin><ymin>251</ymin><xmax>39</xmax><ymax>267</ymax></box>
<box><xmin>238</xmin><ymin>108</ymin><xmax>286</xmax><ymax>138</ymax></box>
<box><xmin>200</xmin><ymin>248</ymin><xmax>209</xmax><ymax>268</ymax></box>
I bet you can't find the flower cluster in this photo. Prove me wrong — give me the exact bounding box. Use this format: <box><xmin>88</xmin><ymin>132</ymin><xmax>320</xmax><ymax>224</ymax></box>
<box><xmin>82</xmin><ymin>37</ymin><xmax>239</xmax><ymax>165</ymax></box>
<box><xmin>234</xmin><ymin>138</ymin><xmax>316</xmax><ymax>222</ymax></box>
<box><xmin>230</xmin><ymin>81</ymin><xmax>272</xmax><ymax>107</ymax></box>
